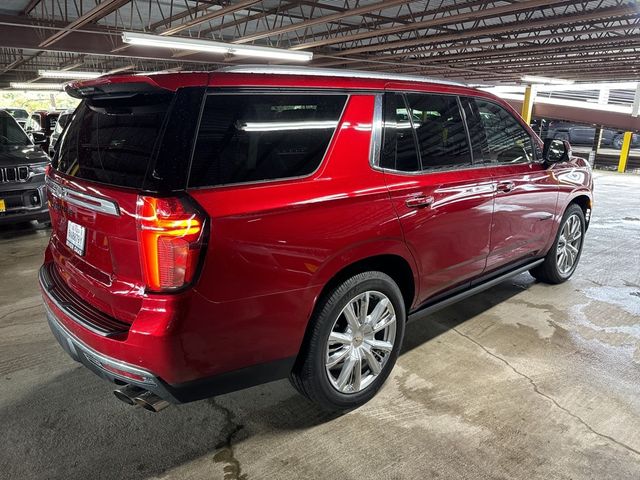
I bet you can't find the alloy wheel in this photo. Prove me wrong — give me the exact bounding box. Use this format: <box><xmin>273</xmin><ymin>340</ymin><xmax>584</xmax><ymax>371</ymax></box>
<box><xmin>325</xmin><ymin>291</ymin><xmax>397</xmax><ymax>394</ymax></box>
<box><xmin>556</xmin><ymin>213</ymin><xmax>582</xmax><ymax>276</ymax></box>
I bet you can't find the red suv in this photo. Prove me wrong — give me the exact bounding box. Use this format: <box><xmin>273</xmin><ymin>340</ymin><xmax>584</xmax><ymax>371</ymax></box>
<box><xmin>40</xmin><ymin>66</ymin><xmax>593</xmax><ymax>412</ymax></box>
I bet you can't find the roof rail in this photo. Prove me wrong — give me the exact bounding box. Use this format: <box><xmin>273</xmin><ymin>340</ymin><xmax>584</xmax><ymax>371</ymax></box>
<box><xmin>216</xmin><ymin>65</ymin><xmax>466</xmax><ymax>87</ymax></box>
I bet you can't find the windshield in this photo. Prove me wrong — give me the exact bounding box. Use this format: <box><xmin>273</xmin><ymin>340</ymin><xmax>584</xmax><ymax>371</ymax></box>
<box><xmin>0</xmin><ymin>114</ymin><xmax>32</xmax><ymax>148</ymax></box>
<box><xmin>55</xmin><ymin>93</ymin><xmax>172</xmax><ymax>188</ymax></box>
<box><xmin>5</xmin><ymin>109</ymin><xmax>29</xmax><ymax>120</ymax></box>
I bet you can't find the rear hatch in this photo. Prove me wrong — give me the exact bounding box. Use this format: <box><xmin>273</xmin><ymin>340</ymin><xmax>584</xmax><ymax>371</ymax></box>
<box><xmin>47</xmin><ymin>82</ymin><xmax>203</xmax><ymax>324</ymax></box>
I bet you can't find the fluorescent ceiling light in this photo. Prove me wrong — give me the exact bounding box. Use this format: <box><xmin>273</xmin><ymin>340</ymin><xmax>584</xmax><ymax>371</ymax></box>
<box><xmin>10</xmin><ymin>82</ymin><xmax>64</xmax><ymax>90</ymax></box>
<box><xmin>521</xmin><ymin>75</ymin><xmax>575</xmax><ymax>85</ymax></box>
<box><xmin>122</xmin><ymin>31</ymin><xmax>313</xmax><ymax>62</ymax></box>
<box><xmin>39</xmin><ymin>70</ymin><xmax>102</xmax><ymax>79</ymax></box>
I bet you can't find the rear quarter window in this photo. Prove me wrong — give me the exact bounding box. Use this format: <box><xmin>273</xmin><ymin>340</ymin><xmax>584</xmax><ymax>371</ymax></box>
<box><xmin>188</xmin><ymin>93</ymin><xmax>348</xmax><ymax>188</ymax></box>
<box><xmin>55</xmin><ymin>93</ymin><xmax>171</xmax><ymax>189</ymax></box>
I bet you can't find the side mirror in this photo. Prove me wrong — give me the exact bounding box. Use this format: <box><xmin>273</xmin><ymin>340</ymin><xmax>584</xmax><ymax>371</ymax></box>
<box><xmin>543</xmin><ymin>138</ymin><xmax>571</xmax><ymax>164</ymax></box>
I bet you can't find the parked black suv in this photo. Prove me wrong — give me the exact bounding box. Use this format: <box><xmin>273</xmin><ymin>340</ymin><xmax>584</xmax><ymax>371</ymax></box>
<box><xmin>0</xmin><ymin>110</ymin><xmax>49</xmax><ymax>225</ymax></box>
<box><xmin>546</xmin><ymin>120</ymin><xmax>640</xmax><ymax>149</ymax></box>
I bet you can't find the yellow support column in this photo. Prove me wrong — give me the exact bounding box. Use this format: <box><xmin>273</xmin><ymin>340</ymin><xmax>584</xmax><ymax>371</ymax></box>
<box><xmin>521</xmin><ymin>85</ymin><xmax>536</xmax><ymax>124</ymax></box>
<box><xmin>618</xmin><ymin>131</ymin><xmax>633</xmax><ymax>173</ymax></box>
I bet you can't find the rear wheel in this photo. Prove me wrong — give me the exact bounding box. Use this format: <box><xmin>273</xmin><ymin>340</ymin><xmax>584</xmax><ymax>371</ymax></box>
<box><xmin>530</xmin><ymin>204</ymin><xmax>585</xmax><ymax>284</ymax></box>
<box><xmin>290</xmin><ymin>271</ymin><xmax>406</xmax><ymax>411</ymax></box>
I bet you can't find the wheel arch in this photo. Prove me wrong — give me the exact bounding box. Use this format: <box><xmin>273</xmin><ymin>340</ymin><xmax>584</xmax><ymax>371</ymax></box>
<box><xmin>314</xmin><ymin>253</ymin><xmax>417</xmax><ymax>313</ymax></box>
<box><xmin>293</xmin><ymin>251</ymin><xmax>417</xmax><ymax>373</ymax></box>
<box><xmin>568</xmin><ymin>193</ymin><xmax>592</xmax><ymax>229</ymax></box>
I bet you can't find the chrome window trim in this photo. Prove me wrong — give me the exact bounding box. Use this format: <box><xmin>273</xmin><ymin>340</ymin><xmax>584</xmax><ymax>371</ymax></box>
<box><xmin>45</xmin><ymin>176</ymin><xmax>120</xmax><ymax>216</ymax></box>
<box><xmin>369</xmin><ymin>94</ymin><xmax>383</xmax><ymax>168</ymax></box>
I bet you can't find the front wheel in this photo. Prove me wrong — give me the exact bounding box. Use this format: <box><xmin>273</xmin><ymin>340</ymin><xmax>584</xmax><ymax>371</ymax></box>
<box><xmin>290</xmin><ymin>271</ymin><xmax>406</xmax><ymax>411</ymax></box>
<box><xmin>530</xmin><ymin>204</ymin><xmax>585</xmax><ymax>284</ymax></box>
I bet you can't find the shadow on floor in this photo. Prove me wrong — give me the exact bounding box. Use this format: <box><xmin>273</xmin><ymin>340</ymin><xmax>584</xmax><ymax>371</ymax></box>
<box><xmin>1</xmin><ymin>274</ymin><xmax>536</xmax><ymax>479</ymax></box>
<box><xmin>0</xmin><ymin>220</ymin><xmax>50</xmax><ymax>240</ymax></box>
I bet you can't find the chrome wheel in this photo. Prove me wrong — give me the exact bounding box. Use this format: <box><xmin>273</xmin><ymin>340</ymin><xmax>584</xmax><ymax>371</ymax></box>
<box><xmin>325</xmin><ymin>291</ymin><xmax>397</xmax><ymax>394</ymax></box>
<box><xmin>556</xmin><ymin>213</ymin><xmax>582</xmax><ymax>276</ymax></box>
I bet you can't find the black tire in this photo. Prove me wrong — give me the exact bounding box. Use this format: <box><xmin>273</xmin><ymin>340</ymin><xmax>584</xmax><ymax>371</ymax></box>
<box><xmin>290</xmin><ymin>271</ymin><xmax>406</xmax><ymax>411</ymax></box>
<box><xmin>530</xmin><ymin>204</ymin><xmax>585</xmax><ymax>284</ymax></box>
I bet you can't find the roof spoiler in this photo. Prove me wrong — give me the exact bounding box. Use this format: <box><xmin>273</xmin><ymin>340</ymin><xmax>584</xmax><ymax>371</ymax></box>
<box><xmin>65</xmin><ymin>76</ymin><xmax>167</xmax><ymax>99</ymax></box>
<box><xmin>65</xmin><ymin>73</ymin><xmax>209</xmax><ymax>99</ymax></box>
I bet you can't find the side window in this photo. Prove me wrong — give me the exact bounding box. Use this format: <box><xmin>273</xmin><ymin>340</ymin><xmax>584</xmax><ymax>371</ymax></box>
<box><xmin>380</xmin><ymin>93</ymin><xmax>420</xmax><ymax>172</ymax></box>
<box><xmin>405</xmin><ymin>93</ymin><xmax>472</xmax><ymax>170</ymax></box>
<box><xmin>472</xmin><ymin>99</ymin><xmax>534</xmax><ymax>164</ymax></box>
<box><xmin>189</xmin><ymin>93</ymin><xmax>347</xmax><ymax>188</ymax></box>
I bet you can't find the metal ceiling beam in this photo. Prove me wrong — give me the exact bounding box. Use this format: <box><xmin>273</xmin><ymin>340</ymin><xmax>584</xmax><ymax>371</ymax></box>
<box><xmin>38</xmin><ymin>0</ymin><xmax>130</xmax><ymax>48</ymax></box>
<box><xmin>149</xmin><ymin>3</ymin><xmax>214</xmax><ymax>31</ymax></box>
<box><xmin>291</xmin><ymin>0</ymin><xmax>489</xmax><ymax>45</ymax></box>
<box><xmin>327</xmin><ymin>4</ymin><xmax>640</xmax><ymax>58</ymax></box>
<box><xmin>290</xmin><ymin>0</ymin><xmax>574</xmax><ymax>50</ymax></box>
<box><xmin>232</xmin><ymin>0</ymin><xmax>412</xmax><ymax>44</ymax></box>
<box><xmin>394</xmin><ymin>35</ymin><xmax>640</xmax><ymax>66</ymax></box>
<box><xmin>195</xmin><ymin>2</ymin><xmax>306</xmax><ymax>41</ymax></box>
<box><xmin>22</xmin><ymin>0</ymin><xmax>41</xmax><ymax>15</ymax></box>
<box><xmin>160</xmin><ymin>0</ymin><xmax>262</xmax><ymax>36</ymax></box>
<box><xmin>316</xmin><ymin>24</ymin><xmax>640</xmax><ymax>69</ymax></box>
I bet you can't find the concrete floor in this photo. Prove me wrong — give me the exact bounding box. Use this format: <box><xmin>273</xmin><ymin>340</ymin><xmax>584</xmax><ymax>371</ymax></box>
<box><xmin>1</xmin><ymin>170</ymin><xmax>639</xmax><ymax>480</ymax></box>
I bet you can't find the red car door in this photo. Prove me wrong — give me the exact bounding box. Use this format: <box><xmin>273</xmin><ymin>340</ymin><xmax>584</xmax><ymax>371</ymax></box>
<box><xmin>461</xmin><ymin>97</ymin><xmax>558</xmax><ymax>272</ymax></box>
<box><xmin>380</xmin><ymin>92</ymin><xmax>494</xmax><ymax>306</ymax></box>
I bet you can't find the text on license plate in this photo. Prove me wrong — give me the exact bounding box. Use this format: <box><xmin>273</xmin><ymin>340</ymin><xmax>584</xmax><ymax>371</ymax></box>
<box><xmin>66</xmin><ymin>220</ymin><xmax>86</xmax><ymax>256</ymax></box>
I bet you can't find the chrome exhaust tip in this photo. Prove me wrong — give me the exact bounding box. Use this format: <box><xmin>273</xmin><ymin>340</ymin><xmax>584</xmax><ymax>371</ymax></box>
<box><xmin>113</xmin><ymin>385</ymin><xmax>146</xmax><ymax>405</ymax></box>
<box><xmin>133</xmin><ymin>391</ymin><xmax>170</xmax><ymax>412</ymax></box>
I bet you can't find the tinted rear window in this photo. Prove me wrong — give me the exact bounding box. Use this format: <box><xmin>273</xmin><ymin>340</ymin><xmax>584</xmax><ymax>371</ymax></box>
<box><xmin>189</xmin><ymin>93</ymin><xmax>347</xmax><ymax>188</ymax></box>
<box><xmin>55</xmin><ymin>94</ymin><xmax>171</xmax><ymax>188</ymax></box>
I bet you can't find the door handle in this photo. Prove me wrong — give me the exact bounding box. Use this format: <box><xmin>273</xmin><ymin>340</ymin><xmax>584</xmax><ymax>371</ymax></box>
<box><xmin>405</xmin><ymin>195</ymin><xmax>434</xmax><ymax>209</ymax></box>
<box><xmin>496</xmin><ymin>181</ymin><xmax>515</xmax><ymax>193</ymax></box>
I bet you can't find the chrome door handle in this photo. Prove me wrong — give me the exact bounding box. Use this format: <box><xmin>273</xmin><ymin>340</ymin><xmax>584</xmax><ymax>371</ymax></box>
<box><xmin>496</xmin><ymin>181</ymin><xmax>515</xmax><ymax>193</ymax></box>
<box><xmin>405</xmin><ymin>195</ymin><xmax>434</xmax><ymax>209</ymax></box>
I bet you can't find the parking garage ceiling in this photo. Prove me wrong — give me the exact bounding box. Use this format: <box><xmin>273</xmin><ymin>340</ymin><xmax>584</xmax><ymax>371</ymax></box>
<box><xmin>0</xmin><ymin>0</ymin><xmax>638</xmax><ymax>87</ymax></box>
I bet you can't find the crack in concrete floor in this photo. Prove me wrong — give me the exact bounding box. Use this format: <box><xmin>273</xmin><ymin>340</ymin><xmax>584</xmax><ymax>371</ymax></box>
<box><xmin>451</xmin><ymin>326</ymin><xmax>640</xmax><ymax>458</ymax></box>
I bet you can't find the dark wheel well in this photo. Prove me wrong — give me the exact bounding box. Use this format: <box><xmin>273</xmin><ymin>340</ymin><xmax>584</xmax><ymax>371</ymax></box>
<box><xmin>570</xmin><ymin>195</ymin><xmax>591</xmax><ymax>228</ymax></box>
<box><xmin>317</xmin><ymin>255</ymin><xmax>415</xmax><ymax>314</ymax></box>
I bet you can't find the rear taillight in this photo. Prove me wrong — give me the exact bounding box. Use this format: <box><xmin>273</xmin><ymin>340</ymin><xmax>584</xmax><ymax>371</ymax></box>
<box><xmin>136</xmin><ymin>195</ymin><xmax>206</xmax><ymax>292</ymax></box>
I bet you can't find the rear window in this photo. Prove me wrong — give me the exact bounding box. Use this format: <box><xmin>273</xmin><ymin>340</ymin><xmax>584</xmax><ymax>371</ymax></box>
<box><xmin>55</xmin><ymin>93</ymin><xmax>171</xmax><ymax>189</ymax></box>
<box><xmin>189</xmin><ymin>93</ymin><xmax>347</xmax><ymax>188</ymax></box>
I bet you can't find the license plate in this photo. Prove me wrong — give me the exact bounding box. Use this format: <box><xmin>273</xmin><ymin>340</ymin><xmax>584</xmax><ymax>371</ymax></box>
<box><xmin>66</xmin><ymin>220</ymin><xmax>86</xmax><ymax>256</ymax></box>
<box><xmin>0</xmin><ymin>199</ymin><xmax>5</xmax><ymax>212</ymax></box>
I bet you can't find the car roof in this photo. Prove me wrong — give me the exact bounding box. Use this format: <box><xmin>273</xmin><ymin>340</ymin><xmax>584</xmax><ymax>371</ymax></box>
<box><xmin>66</xmin><ymin>65</ymin><xmax>474</xmax><ymax>95</ymax></box>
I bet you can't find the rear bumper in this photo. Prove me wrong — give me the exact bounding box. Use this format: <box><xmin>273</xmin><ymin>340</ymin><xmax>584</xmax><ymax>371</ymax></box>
<box><xmin>44</xmin><ymin>302</ymin><xmax>179</xmax><ymax>402</ymax></box>
<box><xmin>39</xmin><ymin>262</ymin><xmax>296</xmax><ymax>403</ymax></box>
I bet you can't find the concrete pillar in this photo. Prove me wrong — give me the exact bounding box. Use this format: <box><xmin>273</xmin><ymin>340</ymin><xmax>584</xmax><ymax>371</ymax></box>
<box><xmin>589</xmin><ymin>126</ymin><xmax>603</xmax><ymax>167</ymax></box>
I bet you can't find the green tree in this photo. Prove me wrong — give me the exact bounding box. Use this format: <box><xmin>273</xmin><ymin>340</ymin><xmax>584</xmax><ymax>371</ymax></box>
<box><xmin>0</xmin><ymin>91</ymin><xmax>79</xmax><ymax>112</ymax></box>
